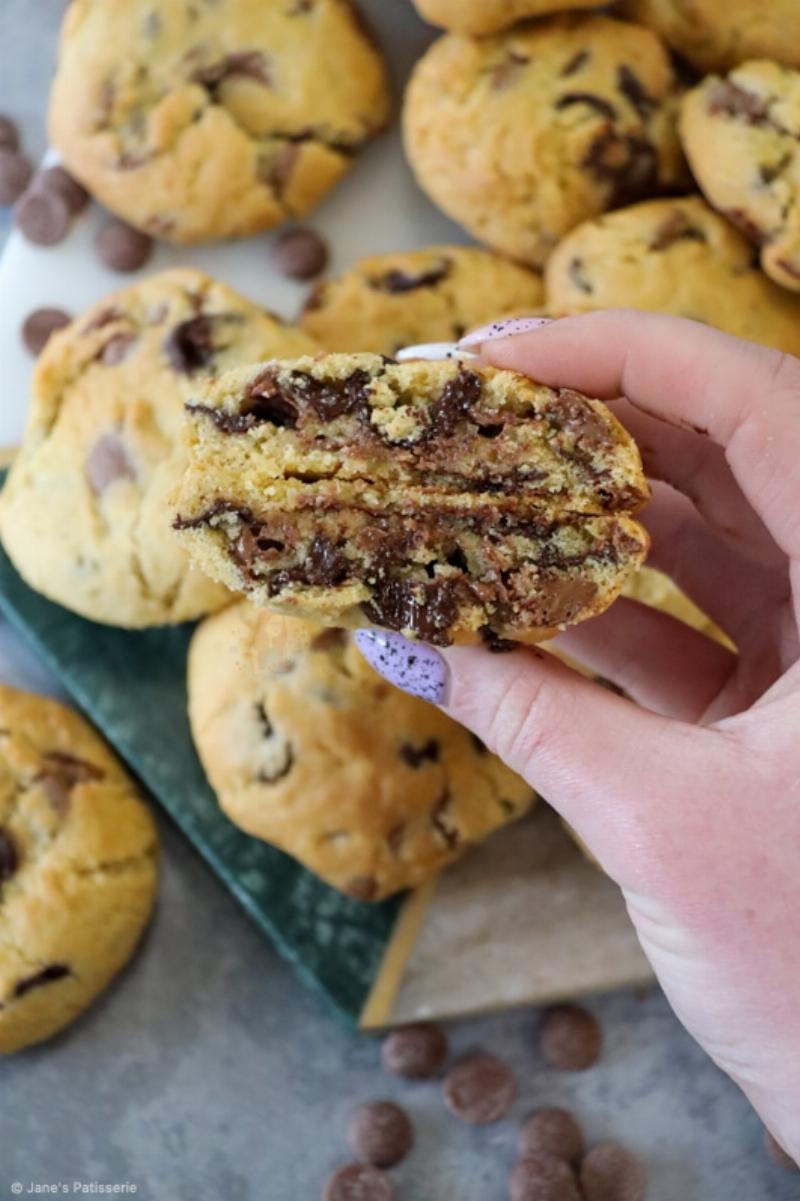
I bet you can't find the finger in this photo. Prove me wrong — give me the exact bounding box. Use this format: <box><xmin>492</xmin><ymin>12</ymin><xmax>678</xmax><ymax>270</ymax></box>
<box><xmin>479</xmin><ymin>310</ymin><xmax>800</xmax><ymax>560</ymax></box>
<box><xmin>550</xmin><ymin>597</ymin><xmax>736</xmax><ymax>721</ymax></box>
<box><xmin>610</xmin><ymin>398</ymin><xmax>784</xmax><ymax>571</ymax></box>
<box><xmin>643</xmin><ymin>481</ymin><xmax>791</xmax><ymax>640</ymax></box>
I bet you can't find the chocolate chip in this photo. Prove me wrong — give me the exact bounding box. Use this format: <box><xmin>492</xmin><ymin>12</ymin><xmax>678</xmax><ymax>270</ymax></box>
<box><xmin>509</xmin><ymin>1154</ymin><xmax>581</xmax><ymax>1201</ymax></box>
<box><xmin>0</xmin><ymin>149</ymin><xmax>32</xmax><ymax>204</ymax></box>
<box><xmin>556</xmin><ymin>93</ymin><xmax>617</xmax><ymax>121</ymax></box>
<box><xmin>0</xmin><ymin>115</ymin><xmax>19</xmax><ymax>152</ymax></box>
<box><xmin>616</xmin><ymin>66</ymin><xmax>654</xmax><ymax>120</ymax></box>
<box><xmin>21</xmin><ymin>307</ymin><xmax>71</xmax><ymax>356</ymax></box>
<box><xmin>708</xmin><ymin>81</ymin><xmax>770</xmax><ymax>125</ymax></box>
<box><xmin>648</xmin><ymin>211</ymin><xmax>707</xmax><ymax>251</ymax></box>
<box><xmin>399</xmin><ymin>739</ymin><xmax>439</xmax><ymax>768</ymax></box>
<box><xmin>369</xmin><ymin>261</ymin><xmax>451</xmax><ymax>293</ymax></box>
<box><xmin>443</xmin><ymin>1053</ymin><xmax>516</xmax><ymax>1125</ymax></box>
<box><xmin>567</xmin><ymin>257</ymin><xmax>593</xmax><ymax>294</ymax></box>
<box><xmin>347</xmin><ymin>1101</ymin><xmax>413</xmax><ymax>1167</ymax></box>
<box><xmin>36</xmin><ymin>165</ymin><xmax>90</xmax><ymax>215</ymax></box>
<box><xmin>540</xmin><ymin>1004</ymin><xmax>601</xmax><ymax>1071</ymax></box>
<box><xmin>362</xmin><ymin>576</ymin><xmax>463</xmax><ymax>646</ymax></box>
<box><xmin>14</xmin><ymin>187</ymin><xmax>73</xmax><ymax>246</ymax></box>
<box><xmin>581</xmin><ymin>132</ymin><xmax>658</xmax><ymax>207</ymax></box>
<box><xmin>164</xmin><ymin>315</ymin><xmax>214</xmax><ymax>373</ymax></box>
<box><xmin>0</xmin><ymin>828</ymin><xmax>19</xmax><ymax>883</ymax></box>
<box><xmin>272</xmin><ymin>227</ymin><xmax>328</xmax><ymax>280</ymax></box>
<box><xmin>193</xmin><ymin>51</ymin><xmax>271</xmax><ymax>91</ymax></box>
<box><xmin>264</xmin><ymin>142</ymin><xmax>300</xmax><ymax>197</ymax></box>
<box><xmin>85</xmin><ymin>433</ymin><xmax>135</xmax><ymax>495</ymax></box>
<box><xmin>490</xmin><ymin>51</ymin><xmax>530</xmax><ymax>91</ymax></box>
<box><xmin>724</xmin><ymin>207</ymin><xmax>768</xmax><ymax>247</ymax></box>
<box><xmin>311</xmin><ymin>627</ymin><xmax>348</xmax><ymax>652</ymax></box>
<box><xmin>381</xmin><ymin>1022</ymin><xmax>448</xmax><ymax>1079</ymax></box>
<box><xmin>96</xmin><ymin>220</ymin><xmax>153</xmax><ymax>272</ymax></box>
<box><xmin>426</xmin><ymin>369</ymin><xmax>482</xmax><ymax>441</ymax></box>
<box><xmin>519</xmin><ymin>1109</ymin><xmax>584</xmax><ymax>1164</ymax></box>
<box><xmin>479</xmin><ymin>626</ymin><xmax>519</xmax><ymax>653</ymax></box>
<box><xmin>561</xmin><ymin>49</ymin><xmax>589</xmax><ymax>77</ymax></box>
<box><xmin>323</xmin><ymin>1163</ymin><xmax>393</xmax><ymax>1201</ymax></box>
<box><xmin>551</xmin><ymin>389</ymin><xmax>614</xmax><ymax>452</ymax></box>
<box><xmin>13</xmin><ymin>963</ymin><xmax>70</xmax><ymax>999</ymax></box>
<box><xmin>579</xmin><ymin>1143</ymin><xmax>646</xmax><ymax>1201</ymax></box>
<box><xmin>284</xmin><ymin>368</ymin><xmax>372</xmax><ymax>421</ymax></box>
<box><xmin>306</xmin><ymin>534</ymin><xmax>350</xmax><ymax>586</ymax></box>
<box><xmin>764</xmin><ymin>1130</ymin><xmax>798</xmax><ymax>1172</ymax></box>
<box><xmin>345</xmin><ymin>876</ymin><xmax>378</xmax><ymax>901</ymax></box>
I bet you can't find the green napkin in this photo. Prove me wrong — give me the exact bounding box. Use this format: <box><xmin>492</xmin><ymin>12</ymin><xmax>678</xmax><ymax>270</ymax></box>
<box><xmin>0</xmin><ymin>472</ymin><xmax>398</xmax><ymax>1024</ymax></box>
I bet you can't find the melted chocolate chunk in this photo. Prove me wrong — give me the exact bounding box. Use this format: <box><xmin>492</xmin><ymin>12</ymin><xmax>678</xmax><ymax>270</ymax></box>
<box><xmin>283</xmin><ymin>369</ymin><xmax>372</xmax><ymax>421</ymax></box>
<box><xmin>617</xmin><ymin>65</ymin><xmax>655</xmax><ymax>119</ymax></box>
<box><xmin>369</xmin><ymin>261</ymin><xmax>451</xmax><ymax>293</ymax></box>
<box><xmin>311</xmin><ymin>627</ymin><xmax>348</xmax><ymax>652</ymax></box>
<box><xmin>582</xmin><ymin>132</ymin><xmax>658</xmax><ymax>206</ymax></box>
<box><xmin>0</xmin><ymin>828</ymin><xmax>19</xmax><ymax>883</ymax></box>
<box><xmin>561</xmin><ymin>48</ymin><xmax>590</xmax><ymax>77</ymax></box>
<box><xmin>399</xmin><ymin>739</ymin><xmax>440</xmax><ymax>769</ymax></box>
<box><xmin>649</xmin><ymin>211</ymin><xmax>707</xmax><ymax>251</ymax></box>
<box><xmin>550</xmin><ymin>389</ymin><xmax>614</xmax><ymax>451</ymax></box>
<box><xmin>479</xmin><ymin>626</ymin><xmax>519</xmax><ymax>654</ymax></box>
<box><xmin>266</xmin><ymin>534</ymin><xmax>350</xmax><ymax>593</ymax></box>
<box><xmin>165</xmin><ymin>316</ymin><xmax>215</xmax><ymax>374</ymax></box>
<box><xmin>13</xmin><ymin>964</ymin><xmax>70</xmax><ymax>999</ymax></box>
<box><xmin>556</xmin><ymin>92</ymin><xmax>617</xmax><ymax>121</ymax></box>
<box><xmin>426</xmin><ymin>370</ymin><xmax>482</xmax><ymax>441</ymax></box>
<box><xmin>709</xmin><ymin>81</ymin><xmax>770</xmax><ymax>124</ymax></box>
<box><xmin>173</xmin><ymin>500</ymin><xmax>254</xmax><ymax>530</ymax></box>
<box><xmin>362</xmin><ymin>577</ymin><xmax>465</xmax><ymax>646</ymax></box>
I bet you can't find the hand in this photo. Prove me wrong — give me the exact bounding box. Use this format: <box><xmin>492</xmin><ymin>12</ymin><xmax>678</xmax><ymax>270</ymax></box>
<box><xmin>356</xmin><ymin>311</ymin><xmax>800</xmax><ymax>1159</ymax></box>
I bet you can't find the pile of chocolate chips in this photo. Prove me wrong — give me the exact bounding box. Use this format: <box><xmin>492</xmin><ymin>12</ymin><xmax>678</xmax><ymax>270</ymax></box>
<box><xmin>322</xmin><ymin>1003</ymin><xmax>653</xmax><ymax>1201</ymax></box>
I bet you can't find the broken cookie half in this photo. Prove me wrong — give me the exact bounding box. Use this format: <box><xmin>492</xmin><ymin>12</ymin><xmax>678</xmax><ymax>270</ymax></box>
<box><xmin>173</xmin><ymin>354</ymin><xmax>649</xmax><ymax>646</ymax></box>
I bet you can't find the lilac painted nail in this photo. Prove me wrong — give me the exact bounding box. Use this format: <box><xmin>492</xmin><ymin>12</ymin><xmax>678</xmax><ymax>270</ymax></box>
<box><xmin>354</xmin><ymin>629</ymin><xmax>448</xmax><ymax>704</ymax></box>
<box><xmin>458</xmin><ymin>316</ymin><xmax>553</xmax><ymax>348</ymax></box>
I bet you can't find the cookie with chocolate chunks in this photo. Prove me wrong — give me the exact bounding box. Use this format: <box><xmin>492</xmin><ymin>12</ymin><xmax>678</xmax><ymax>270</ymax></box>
<box><xmin>300</xmin><ymin>245</ymin><xmax>543</xmax><ymax>356</ymax></box>
<box><xmin>403</xmin><ymin>15</ymin><xmax>686</xmax><ymax>268</ymax></box>
<box><xmin>48</xmin><ymin>0</ymin><xmax>389</xmax><ymax>243</ymax></box>
<box><xmin>0</xmin><ymin>268</ymin><xmax>316</xmax><ymax>627</ymax></box>
<box><xmin>174</xmin><ymin>353</ymin><xmax>648</xmax><ymax>647</ymax></box>
<box><xmin>411</xmin><ymin>0</ymin><xmax>606</xmax><ymax>37</ymax></box>
<box><xmin>187</xmin><ymin>604</ymin><xmax>533</xmax><ymax>900</ymax></box>
<box><xmin>681</xmin><ymin>62</ymin><xmax>800</xmax><ymax>293</ymax></box>
<box><xmin>0</xmin><ymin>685</ymin><xmax>158</xmax><ymax>1053</ymax></box>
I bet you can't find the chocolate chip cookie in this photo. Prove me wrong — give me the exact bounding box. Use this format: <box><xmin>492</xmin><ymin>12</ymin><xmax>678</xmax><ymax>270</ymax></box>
<box><xmin>403</xmin><ymin>15</ymin><xmax>686</xmax><ymax>268</ymax></box>
<box><xmin>173</xmin><ymin>353</ymin><xmax>649</xmax><ymax>646</ymax></box>
<box><xmin>48</xmin><ymin>0</ymin><xmax>389</xmax><ymax>243</ymax></box>
<box><xmin>0</xmin><ymin>685</ymin><xmax>158</xmax><ymax>1053</ymax></box>
<box><xmin>0</xmin><ymin>269</ymin><xmax>317</xmax><ymax>627</ymax></box>
<box><xmin>681</xmin><ymin>63</ymin><xmax>800</xmax><ymax>292</ymax></box>
<box><xmin>299</xmin><ymin>245</ymin><xmax>544</xmax><ymax>355</ymax></box>
<box><xmin>545</xmin><ymin>196</ymin><xmax>800</xmax><ymax>355</ymax></box>
<box><xmin>619</xmin><ymin>0</ymin><xmax>800</xmax><ymax>73</ymax></box>
<box><xmin>188</xmin><ymin>603</ymin><xmax>534</xmax><ymax>899</ymax></box>
<box><xmin>411</xmin><ymin>0</ymin><xmax>607</xmax><ymax>37</ymax></box>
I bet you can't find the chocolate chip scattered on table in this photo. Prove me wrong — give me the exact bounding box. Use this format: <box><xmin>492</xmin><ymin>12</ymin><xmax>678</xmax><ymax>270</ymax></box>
<box><xmin>539</xmin><ymin>1004</ymin><xmax>602</xmax><ymax>1071</ymax></box>
<box><xmin>0</xmin><ymin>148</ymin><xmax>33</xmax><ymax>205</ymax></box>
<box><xmin>14</xmin><ymin>188</ymin><xmax>72</xmax><ymax>246</ymax></box>
<box><xmin>442</xmin><ymin>1052</ymin><xmax>517</xmax><ymax>1125</ymax></box>
<box><xmin>36</xmin><ymin>164</ymin><xmax>89</xmax><ymax>215</ymax></box>
<box><xmin>0</xmin><ymin>114</ymin><xmax>19</xmax><ymax>151</ymax></box>
<box><xmin>347</xmin><ymin>1101</ymin><xmax>413</xmax><ymax>1168</ymax></box>
<box><xmin>323</xmin><ymin>1162</ymin><xmax>394</xmax><ymax>1201</ymax></box>
<box><xmin>382</xmin><ymin>1022</ymin><xmax>448</xmax><ymax>1079</ymax></box>
<box><xmin>580</xmin><ymin>1143</ymin><xmax>646</xmax><ymax>1201</ymax></box>
<box><xmin>95</xmin><ymin>219</ymin><xmax>153</xmax><ymax>272</ymax></box>
<box><xmin>273</xmin><ymin>227</ymin><xmax>329</xmax><ymax>280</ymax></box>
<box><xmin>21</xmin><ymin>307</ymin><xmax>72</xmax><ymax>356</ymax></box>
<box><xmin>509</xmin><ymin>1152</ymin><xmax>582</xmax><ymax>1201</ymax></box>
<box><xmin>519</xmin><ymin>1109</ymin><xmax>584</xmax><ymax>1164</ymax></box>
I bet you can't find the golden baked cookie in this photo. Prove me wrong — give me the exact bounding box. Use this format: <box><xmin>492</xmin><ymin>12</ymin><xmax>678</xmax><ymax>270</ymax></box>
<box><xmin>0</xmin><ymin>269</ymin><xmax>317</xmax><ymax>627</ymax></box>
<box><xmin>0</xmin><ymin>685</ymin><xmax>158</xmax><ymax>1053</ymax></box>
<box><xmin>618</xmin><ymin>0</ymin><xmax>800</xmax><ymax>73</ymax></box>
<box><xmin>681</xmin><ymin>62</ymin><xmax>800</xmax><ymax>293</ymax></box>
<box><xmin>173</xmin><ymin>353</ymin><xmax>649</xmax><ymax>646</ymax></box>
<box><xmin>188</xmin><ymin>603</ymin><xmax>534</xmax><ymax>900</ymax></box>
<box><xmin>545</xmin><ymin>196</ymin><xmax>800</xmax><ymax>356</ymax></box>
<box><xmin>403</xmin><ymin>15</ymin><xmax>686</xmax><ymax>267</ymax></box>
<box><xmin>299</xmin><ymin>245</ymin><xmax>543</xmax><ymax>355</ymax></box>
<box><xmin>411</xmin><ymin>0</ymin><xmax>607</xmax><ymax>37</ymax></box>
<box><xmin>48</xmin><ymin>0</ymin><xmax>389</xmax><ymax>243</ymax></box>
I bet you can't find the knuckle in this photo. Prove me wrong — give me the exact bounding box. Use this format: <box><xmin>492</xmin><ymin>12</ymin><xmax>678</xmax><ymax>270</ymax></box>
<box><xmin>484</xmin><ymin>661</ymin><xmax>558</xmax><ymax>776</ymax></box>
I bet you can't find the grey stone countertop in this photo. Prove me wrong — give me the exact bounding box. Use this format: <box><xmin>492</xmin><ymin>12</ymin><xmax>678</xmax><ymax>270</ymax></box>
<box><xmin>0</xmin><ymin>4</ymin><xmax>795</xmax><ymax>1199</ymax></box>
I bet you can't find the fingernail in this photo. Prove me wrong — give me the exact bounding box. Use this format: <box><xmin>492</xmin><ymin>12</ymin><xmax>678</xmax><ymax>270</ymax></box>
<box><xmin>354</xmin><ymin>629</ymin><xmax>449</xmax><ymax>704</ymax></box>
<box><xmin>458</xmin><ymin>316</ymin><xmax>554</xmax><ymax>349</ymax></box>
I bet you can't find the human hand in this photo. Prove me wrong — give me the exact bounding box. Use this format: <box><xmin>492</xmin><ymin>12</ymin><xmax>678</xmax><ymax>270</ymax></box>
<box><xmin>356</xmin><ymin>311</ymin><xmax>800</xmax><ymax>1160</ymax></box>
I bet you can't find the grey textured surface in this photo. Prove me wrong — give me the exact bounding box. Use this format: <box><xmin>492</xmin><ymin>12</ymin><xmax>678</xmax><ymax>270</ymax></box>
<box><xmin>0</xmin><ymin>3</ymin><xmax>797</xmax><ymax>1199</ymax></box>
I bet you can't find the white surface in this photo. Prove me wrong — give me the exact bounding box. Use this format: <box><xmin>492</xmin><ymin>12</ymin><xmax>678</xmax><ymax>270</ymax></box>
<box><xmin>0</xmin><ymin>1</ymin><xmax>466</xmax><ymax>450</ymax></box>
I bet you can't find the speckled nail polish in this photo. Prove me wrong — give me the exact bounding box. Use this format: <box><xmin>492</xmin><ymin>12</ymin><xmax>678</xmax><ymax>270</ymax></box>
<box><xmin>458</xmin><ymin>316</ymin><xmax>553</xmax><ymax>348</ymax></box>
<box><xmin>354</xmin><ymin>629</ymin><xmax>448</xmax><ymax>705</ymax></box>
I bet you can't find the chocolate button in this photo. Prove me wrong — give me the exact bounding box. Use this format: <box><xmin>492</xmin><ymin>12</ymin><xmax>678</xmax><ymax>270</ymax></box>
<box><xmin>0</xmin><ymin>149</ymin><xmax>32</xmax><ymax>204</ymax></box>
<box><xmin>381</xmin><ymin>1022</ymin><xmax>448</xmax><ymax>1079</ymax></box>
<box><xmin>519</xmin><ymin>1109</ymin><xmax>584</xmax><ymax>1164</ymax></box>
<box><xmin>443</xmin><ymin>1052</ymin><xmax>516</xmax><ymax>1125</ymax></box>
<box><xmin>14</xmin><ymin>189</ymin><xmax>71</xmax><ymax>245</ymax></box>
<box><xmin>37</xmin><ymin>165</ymin><xmax>90</xmax><ymax>215</ymax></box>
<box><xmin>765</xmin><ymin>1130</ymin><xmax>799</xmax><ymax>1172</ymax></box>
<box><xmin>0</xmin><ymin>115</ymin><xmax>19</xmax><ymax>151</ymax></box>
<box><xmin>347</xmin><ymin>1101</ymin><xmax>413</xmax><ymax>1168</ymax></box>
<box><xmin>580</xmin><ymin>1143</ymin><xmax>646</xmax><ymax>1201</ymax></box>
<box><xmin>323</xmin><ymin>1163</ymin><xmax>394</xmax><ymax>1201</ymax></box>
<box><xmin>21</xmin><ymin>308</ymin><xmax>71</xmax><ymax>356</ymax></box>
<box><xmin>273</xmin><ymin>227</ymin><xmax>329</xmax><ymax>280</ymax></box>
<box><xmin>509</xmin><ymin>1153</ymin><xmax>581</xmax><ymax>1201</ymax></box>
<box><xmin>85</xmin><ymin>433</ymin><xmax>134</xmax><ymax>494</ymax></box>
<box><xmin>96</xmin><ymin>220</ymin><xmax>153</xmax><ymax>272</ymax></box>
<box><xmin>539</xmin><ymin>1005</ymin><xmax>602</xmax><ymax>1071</ymax></box>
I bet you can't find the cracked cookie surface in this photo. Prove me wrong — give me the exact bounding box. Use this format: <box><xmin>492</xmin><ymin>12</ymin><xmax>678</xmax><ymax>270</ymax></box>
<box><xmin>174</xmin><ymin>353</ymin><xmax>649</xmax><ymax>646</ymax></box>
<box><xmin>0</xmin><ymin>685</ymin><xmax>158</xmax><ymax>1053</ymax></box>
<box><xmin>411</xmin><ymin>0</ymin><xmax>607</xmax><ymax>37</ymax></box>
<box><xmin>545</xmin><ymin>195</ymin><xmax>800</xmax><ymax>354</ymax></box>
<box><xmin>299</xmin><ymin>245</ymin><xmax>544</xmax><ymax>355</ymax></box>
<box><xmin>681</xmin><ymin>63</ymin><xmax>800</xmax><ymax>293</ymax></box>
<box><xmin>0</xmin><ymin>268</ymin><xmax>317</xmax><ymax>627</ymax></box>
<box><xmin>188</xmin><ymin>603</ymin><xmax>534</xmax><ymax>899</ymax></box>
<box><xmin>402</xmin><ymin>15</ymin><xmax>686</xmax><ymax>268</ymax></box>
<box><xmin>48</xmin><ymin>0</ymin><xmax>389</xmax><ymax>243</ymax></box>
<box><xmin>619</xmin><ymin>0</ymin><xmax>800</xmax><ymax>74</ymax></box>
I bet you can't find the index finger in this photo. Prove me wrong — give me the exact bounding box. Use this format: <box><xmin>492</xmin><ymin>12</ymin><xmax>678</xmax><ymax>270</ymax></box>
<box><xmin>479</xmin><ymin>310</ymin><xmax>800</xmax><ymax>561</ymax></box>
